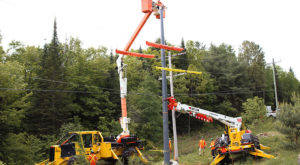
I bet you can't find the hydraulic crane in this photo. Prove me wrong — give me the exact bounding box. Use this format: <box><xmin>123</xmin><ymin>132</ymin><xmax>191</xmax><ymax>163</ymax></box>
<box><xmin>167</xmin><ymin>97</ymin><xmax>275</xmax><ymax>165</ymax></box>
<box><xmin>115</xmin><ymin>0</ymin><xmax>163</xmax><ymax>138</ymax></box>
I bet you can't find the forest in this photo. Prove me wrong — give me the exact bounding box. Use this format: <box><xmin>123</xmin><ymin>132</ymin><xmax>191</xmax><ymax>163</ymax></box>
<box><xmin>0</xmin><ymin>20</ymin><xmax>299</xmax><ymax>165</ymax></box>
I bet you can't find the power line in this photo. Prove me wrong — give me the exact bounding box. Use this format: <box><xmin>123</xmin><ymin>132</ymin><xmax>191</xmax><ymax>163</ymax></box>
<box><xmin>0</xmin><ymin>87</ymin><xmax>159</xmax><ymax>97</ymax></box>
<box><xmin>175</xmin><ymin>90</ymin><xmax>275</xmax><ymax>96</ymax></box>
<box><xmin>4</xmin><ymin>69</ymin><xmax>275</xmax><ymax>98</ymax></box>
<box><xmin>0</xmin><ymin>87</ymin><xmax>276</xmax><ymax>97</ymax></box>
<box><xmin>32</xmin><ymin>77</ymin><xmax>118</xmax><ymax>92</ymax></box>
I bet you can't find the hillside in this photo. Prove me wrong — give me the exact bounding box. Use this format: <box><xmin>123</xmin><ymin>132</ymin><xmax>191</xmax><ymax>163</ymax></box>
<box><xmin>142</xmin><ymin>118</ymin><xmax>300</xmax><ymax>165</ymax></box>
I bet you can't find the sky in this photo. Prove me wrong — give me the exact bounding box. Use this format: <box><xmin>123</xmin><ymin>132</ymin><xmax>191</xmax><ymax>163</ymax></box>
<box><xmin>1</xmin><ymin>0</ymin><xmax>300</xmax><ymax>79</ymax></box>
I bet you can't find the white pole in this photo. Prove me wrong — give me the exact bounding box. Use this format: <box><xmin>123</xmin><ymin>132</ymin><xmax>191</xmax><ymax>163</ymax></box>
<box><xmin>168</xmin><ymin>51</ymin><xmax>179</xmax><ymax>161</ymax></box>
<box><xmin>272</xmin><ymin>58</ymin><xmax>279</xmax><ymax>110</ymax></box>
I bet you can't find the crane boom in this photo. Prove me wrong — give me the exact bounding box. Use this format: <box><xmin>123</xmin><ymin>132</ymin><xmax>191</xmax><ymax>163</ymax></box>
<box><xmin>167</xmin><ymin>97</ymin><xmax>242</xmax><ymax>130</ymax></box>
<box><xmin>167</xmin><ymin>96</ymin><xmax>275</xmax><ymax>164</ymax></box>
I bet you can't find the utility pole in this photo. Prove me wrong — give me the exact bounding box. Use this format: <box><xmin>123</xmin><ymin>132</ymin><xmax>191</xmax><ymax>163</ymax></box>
<box><xmin>159</xmin><ymin>5</ymin><xmax>170</xmax><ymax>165</ymax></box>
<box><xmin>272</xmin><ymin>58</ymin><xmax>279</xmax><ymax>110</ymax></box>
<box><xmin>168</xmin><ymin>51</ymin><xmax>179</xmax><ymax>161</ymax></box>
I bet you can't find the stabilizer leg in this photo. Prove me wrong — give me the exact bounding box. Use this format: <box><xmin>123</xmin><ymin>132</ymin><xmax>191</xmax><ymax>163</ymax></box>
<box><xmin>249</xmin><ymin>149</ymin><xmax>275</xmax><ymax>159</ymax></box>
<box><xmin>135</xmin><ymin>147</ymin><xmax>149</xmax><ymax>164</ymax></box>
<box><xmin>210</xmin><ymin>154</ymin><xmax>226</xmax><ymax>165</ymax></box>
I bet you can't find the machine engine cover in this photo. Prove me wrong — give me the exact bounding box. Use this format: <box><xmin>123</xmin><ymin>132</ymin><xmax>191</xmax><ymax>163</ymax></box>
<box><xmin>61</xmin><ymin>143</ymin><xmax>76</xmax><ymax>158</ymax></box>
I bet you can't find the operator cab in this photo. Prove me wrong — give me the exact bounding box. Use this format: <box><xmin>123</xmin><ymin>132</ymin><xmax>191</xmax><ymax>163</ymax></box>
<box><xmin>241</xmin><ymin>133</ymin><xmax>253</xmax><ymax>145</ymax></box>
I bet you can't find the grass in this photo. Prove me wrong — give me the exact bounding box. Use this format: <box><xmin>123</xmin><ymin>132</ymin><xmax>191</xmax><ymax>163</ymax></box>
<box><xmin>145</xmin><ymin>118</ymin><xmax>300</xmax><ymax>165</ymax></box>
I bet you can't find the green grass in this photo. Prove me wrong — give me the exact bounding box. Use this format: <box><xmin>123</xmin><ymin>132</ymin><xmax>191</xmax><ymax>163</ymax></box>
<box><xmin>146</xmin><ymin>118</ymin><xmax>300</xmax><ymax>165</ymax></box>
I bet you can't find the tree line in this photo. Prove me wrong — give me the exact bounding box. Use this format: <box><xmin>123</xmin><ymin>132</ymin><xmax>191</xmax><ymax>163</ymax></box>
<box><xmin>0</xmin><ymin>20</ymin><xmax>299</xmax><ymax>164</ymax></box>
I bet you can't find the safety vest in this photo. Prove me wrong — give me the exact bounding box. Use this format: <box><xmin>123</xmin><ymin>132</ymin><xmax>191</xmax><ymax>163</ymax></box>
<box><xmin>169</xmin><ymin>140</ymin><xmax>172</xmax><ymax>152</ymax></box>
<box><xmin>88</xmin><ymin>153</ymin><xmax>98</xmax><ymax>165</ymax></box>
<box><xmin>199</xmin><ymin>139</ymin><xmax>206</xmax><ymax>148</ymax></box>
<box><xmin>210</xmin><ymin>141</ymin><xmax>215</xmax><ymax>150</ymax></box>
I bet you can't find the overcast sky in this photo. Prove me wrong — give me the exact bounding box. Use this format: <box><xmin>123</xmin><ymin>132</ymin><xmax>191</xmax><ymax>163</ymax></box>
<box><xmin>1</xmin><ymin>0</ymin><xmax>299</xmax><ymax>79</ymax></box>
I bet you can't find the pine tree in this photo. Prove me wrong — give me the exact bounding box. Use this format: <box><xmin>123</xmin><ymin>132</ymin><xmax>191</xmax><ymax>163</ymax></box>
<box><xmin>127</xmin><ymin>73</ymin><xmax>162</xmax><ymax>142</ymax></box>
<box><xmin>277</xmin><ymin>93</ymin><xmax>300</xmax><ymax>145</ymax></box>
<box><xmin>26</xmin><ymin>19</ymin><xmax>72</xmax><ymax>135</ymax></box>
<box><xmin>203</xmin><ymin>43</ymin><xmax>251</xmax><ymax>114</ymax></box>
<box><xmin>173</xmin><ymin>38</ymin><xmax>188</xmax><ymax>70</ymax></box>
<box><xmin>180</xmin><ymin>37</ymin><xmax>185</xmax><ymax>50</ymax></box>
<box><xmin>107</xmin><ymin>50</ymin><xmax>120</xmax><ymax>117</ymax></box>
<box><xmin>238</xmin><ymin>41</ymin><xmax>266</xmax><ymax>98</ymax></box>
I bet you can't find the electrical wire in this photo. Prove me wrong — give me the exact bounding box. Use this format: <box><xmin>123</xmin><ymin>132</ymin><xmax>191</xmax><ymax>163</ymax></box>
<box><xmin>174</xmin><ymin>90</ymin><xmax>274</xmax><ymax>96</ymax></box>
<box><xmin>32</xmin><ymin>77</ymin><xmax>118</xmax><ymax>92</ymax></box>
<box><xmin>3</xmin><ymin>70</ymin><xmax>276</xmax><ymax>98</ymax></box>
<box><xmin>0</xmin><ymin>87</ymin><xmax>276</xmax><ymax>97</ymax></box>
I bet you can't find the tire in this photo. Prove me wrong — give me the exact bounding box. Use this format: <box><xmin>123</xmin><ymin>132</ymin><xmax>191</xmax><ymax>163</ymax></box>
<box><xmin>214</xmin><ymin>137</ymin><xmax>220</xmax><ymax>148</ymax></box>
<box><xmin>214</xmin><ymin>137</ymin><xmax>221</xmax><ymax>157</ymax></box>
<box><xmin>104</xmin><ymin>159</ymin><xmax>118</xmax><ymax>165</ymax></box>
<box><xmin>122</xmin><ymin>147</ymin><xmax>136</xmax><ymax>165</ymax></box>
<box><xmin>253</xmin><ymin>136</ymin><xmax>260</xmax><ymax>149</ymax></box>
<box><xmin>67</xmin><ymin>156</ymin><xmax>77</xmax><ymax>165</ymax></box>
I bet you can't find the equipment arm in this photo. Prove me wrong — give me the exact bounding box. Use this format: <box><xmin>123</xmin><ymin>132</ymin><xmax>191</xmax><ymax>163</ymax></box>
<box><xmin>167</xmin><ymin>97</ymin><xmax>242</xmax><ymax>130</ymax></box>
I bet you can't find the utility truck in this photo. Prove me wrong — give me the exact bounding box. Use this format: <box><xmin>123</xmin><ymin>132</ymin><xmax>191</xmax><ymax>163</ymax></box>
<box><xmin>36</xmin><ymin>131</ymin><xmax>146</xmax><ymax>165</ymax></box>
<box><xmin>266</xmin><ymin>106</ymin><xmax>277</xmax><ymax>118</ymax></box>
<box><xmin>167</xmin><ymin>97</ymin><xmax>275</xmax><ymax>165</ymax></box>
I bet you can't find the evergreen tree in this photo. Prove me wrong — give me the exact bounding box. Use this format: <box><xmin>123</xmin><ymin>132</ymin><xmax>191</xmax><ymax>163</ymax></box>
<box><xmin>238</xmin><ymin>41</ymin><xmax>266</xmax><ymax>98</ymax></box>
<box><xmin>0</xmin><ymin>61</ymin><xmax>30</xmax><ymax>163</ymax></box>
<box><xmin>276</xmin><ymin>67</ymin><xmax>300</xmax><ymax>103</ymax></box>
<box><xmin>26</xmin><ymin>19</ymin><xmax>72</xmax><ymax>135</ymax></box>
<box><xmin>180</xmin><ymin>37</ymin><xmax>185</xmax><ymax>50</ymax></box>
<box><xmin>65</xmin><ymin>46</ymin><xmax>116</xmax><ymax>130</ymax></box>
<box><xmin>173</xmin><ymin>38</ymin><xmax>188</xmax><ymax>70</ymax></box>
<box><xmin>127</xmin><ymin>73</ymin><xmax>162</xmax><ymax>142</ymax></box>
<box><xmin>264</xmin><ymin>66</ymin><xmax>276</xmax><ymax>108</ymax></box>
<box><xmin>107</xmin><ymin>50</ymin><xmax>120</xmax><ymax>118</ymax></box>
<box><xmin>203</xmin><ymin>43</ymin><xmax>250</xmax><ymax>114</ymax></box>
<box><xmin>0</xmin><ymin>33</ymin><xmax>4</xmax><ymax>62</ymax></box>
<box><xmin>277</xmin><ymin>93</ymin><xmax>300</xmax><ymax>145</ymax></box>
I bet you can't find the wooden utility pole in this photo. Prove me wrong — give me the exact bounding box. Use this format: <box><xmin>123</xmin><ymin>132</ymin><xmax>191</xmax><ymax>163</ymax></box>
<box><xmin>168</xmin><ymin>51</ymin><xmax>179</xmax><ymax>161</ymax></box>
<box><xmin>272</xmin><ymin>58</ymin><xmax>279</xmax><ymax>110</ymax></box>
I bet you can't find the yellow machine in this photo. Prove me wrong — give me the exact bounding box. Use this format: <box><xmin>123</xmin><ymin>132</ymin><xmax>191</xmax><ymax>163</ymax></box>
<box><xmin>211</xmin><ymin>126</ymin><xmax>274</xmax><ymax>165</ymax></box>
<box><xmin>167</xmin><ymin>97</ymin><xmax>275</xmax><ymax>165</ymax></box>
<box><xmin>36</xmin><ymin>131</ymin><xmax>147</xmax><ymax>165</ymax></box>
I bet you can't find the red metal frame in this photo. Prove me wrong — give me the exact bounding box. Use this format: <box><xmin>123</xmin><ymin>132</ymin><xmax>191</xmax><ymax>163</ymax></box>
<box><xmin>116</xmin><ymin>49</ymin><xmax>155</xmax><ymax>58</ymax></box>
<box><xmin>124</xmin><ymin>11</ymin><xmax>153</xmax><ymax>51</ymax></box>
<box><xmin>146</xmin><ymin>41</ymin><xmax>184</xmax><ymax>52</ymax></box>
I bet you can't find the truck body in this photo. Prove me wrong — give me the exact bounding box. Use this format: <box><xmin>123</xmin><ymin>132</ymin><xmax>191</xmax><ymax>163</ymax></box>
<box><xmin>167</xmin><ymin>97</ymin><xmax>275</xmax><ymax>165</ymax></box>
<box><xmin>36</xmin><ymin>131</ymin><xmax>146</xmax><ymax>165</ymax></box>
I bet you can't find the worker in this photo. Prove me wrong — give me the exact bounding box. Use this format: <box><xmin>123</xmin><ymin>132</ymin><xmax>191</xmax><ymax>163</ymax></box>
<box><xmin>198</xmin><ymin>136</ymin><xmax>206</xmax><ymax>155</ymax></box>
<box><xmin>169</xmin><ymin>138</ymin><xmax>172</xmax><ymax>152</ymax></box>
<box><xmin>88</xmin><ymin>150</ymin><xmax>98</xmax><ymax>165</ymax></box>
<box><xmin>210</xmin><ymin>138</ymin><xmax>216</xmax><ymax>158</ymax></box>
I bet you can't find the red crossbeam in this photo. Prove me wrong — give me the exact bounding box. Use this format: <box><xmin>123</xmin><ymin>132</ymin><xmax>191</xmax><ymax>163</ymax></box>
<box><xmin>116</xmin><ymin>49</ymin><xmax>155</xmax><ymax>58</ymax></box>
<box><xmin>146</xmin><ymin>41</ymin><xmax>184</xmax><ymax>52</ymax></box>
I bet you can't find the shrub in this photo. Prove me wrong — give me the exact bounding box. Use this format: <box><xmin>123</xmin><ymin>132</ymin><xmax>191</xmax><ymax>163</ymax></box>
<box><xmin>242</xmin><ymin>96</ymin><xmax>266</xmax><ymax>125</ymax></box>
<box><xmin>277</xmin><ymin>93</ymin><xmax>300</xmax><ymax>145</ymax></box>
